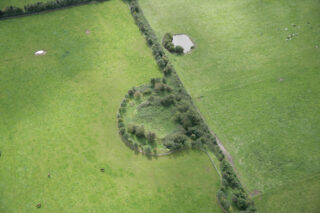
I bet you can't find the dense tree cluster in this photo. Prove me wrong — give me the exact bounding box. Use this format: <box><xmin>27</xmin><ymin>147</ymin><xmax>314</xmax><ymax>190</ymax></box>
<box><xmin>0</xmin><ymin>0</ymin><xmax>108</xmax><ymax>18</ymax></box>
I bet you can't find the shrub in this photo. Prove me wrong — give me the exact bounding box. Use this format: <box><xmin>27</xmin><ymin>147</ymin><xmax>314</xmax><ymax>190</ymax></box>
<box><xmin>146</xmin><ymin>131</ymin><xmax>156</xmax><ymax>144</ymax></box>
<box><xmin>135</xmin><ymin>125</ymin><xmax>145</xmax><ymax>138</ymax></box>
<box><xmin>144</xmin><ymin>146</ymin><xmax>152</xmax><ymax>155</ymax></box>
<box><xmin>160</xmin><ymin>95</ymin><xmax>175</xmax><ymax>107</ymax></box>
<box><xmin>133</xmin><ymin>142</ymin><xmax>139</xmax><ymax>151</ymax></box>
<box><xmin>119</xmin><ymin>127</ymin><xmax>125</xmax><ymax>135</ymax></box>
<box><xmin>163</xmin><ymin>64</ymin><xmax>173</xmax><ymax>76</ymax></box>
<box><xmin>191</xmin><ymin>139</ymin><xmax>202</xmax><ymax>149</ymax></box>
<box><xmin>118</xmin><ymin>121</ymin><xmax>124</xmax><ymax>128</ymax></box>
<box><xmin>127</xmin><ymin>123</ymin><xmax>137</xmax><ymax>134</ymax></box>
<box><xmin>143</xmin><ymin>88</ymin><xmax>152</xmax><ymax>96</ymax></box>
<box><xmin>154</xmin><ymin>82</ymin><xmax>166</xmax><ymax>92</ymax></box>
<box><xmin>175</xmin><ymin>45</ymin><xmax>184</xmax><ymax>54</ymax></box>
<box><xmin>164</xmin><ymin>134</ymin><xmax>188</xmax><ymax>150</ymax></box>
<box><xmin>217</xmin><ymin>190</ymin><xmax>230</xmax><ymax>211</ymax></box>
<box><xmin>128</xmin><ymin>87</ymin><xmax>136</xmax><ymax>98</ymax></box>
<box><xmin>134</xmin><ymin>91</ymin><xmax>142</xmax><ymax>100</ymax></box>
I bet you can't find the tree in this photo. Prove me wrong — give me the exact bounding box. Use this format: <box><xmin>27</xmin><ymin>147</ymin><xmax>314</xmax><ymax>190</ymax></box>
<box><xmin>146</xmin><ymin>132</ymin><xmax>156</xmax><ymax>144</ymax></box>
<box><xmin>144</xmin><ymin>146</ymin><xmax>152</xmax><ymax>155</ymax></box>
<box><xmin>175</xmin><ymin>46</ymin><xmax>184</xmax><ymax>54</ymax></box>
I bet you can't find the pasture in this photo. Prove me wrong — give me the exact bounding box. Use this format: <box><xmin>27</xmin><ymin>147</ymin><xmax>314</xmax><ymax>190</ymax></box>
<box><xmin>139</xmin><ymin>0</ymin><xmax>320</xmax><ymax>212</ymax></box>
<box><xmin>0</xmin><ymin>0</ymin><xmax>221</xmax><ymax>212</ymax></box>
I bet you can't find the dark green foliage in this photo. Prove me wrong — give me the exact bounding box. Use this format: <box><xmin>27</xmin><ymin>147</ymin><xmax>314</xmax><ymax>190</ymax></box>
<box><xmin>221</xmin><ymin>160</ymin><xmax>241</xmax><ymax>189</ymax></box>
<box><xmin>133</xmin><ymin>142</ymin><xmax>139</xmax><ymax>151</ymax></box>
<box><xmin>175</xmin><ymin>109</ymin><xmax>200</xmax><ymax>129</ymax></box>
<box><xmin>127</xmin><ymin>123</ymin><xmax>137</xmax><ymax>134</ymax></box>
<box><xmin>128</xmin><ymin>87</ymin><xmax>136</xmax><ymax>98</ymax></box>
<box><xmin>144</xmin><ymin>145</ymin><xmax>152</xmax><ymax>154</ymax></box>
<box><xmin>217</xmin><ymin>190</ymin><xmax>231</xmax><ymax>211</ymax></box>
<box><xmin>2</xmin><ymin>6</ymin><xmax>23</xmax><ymax>17</ymax></box>
<box><xmin>119</xmin><ymin>127</ymin><xmax>125</xmax><ymax>135</ymax></box>
<box><xmin>146</xmin><ymin>131</ymin><xmax>156</xmax><ymax>144</ymax></box>
<box><xmin>160</xmin><ymin>95</ymin><xmax>175</xmax><ymax>107</ymax></box>
<box><xmin>191</xmin><ymin>139</ymin><xmax>202</xmax><ymax>149</ymax></box>
<box><xmin>134</xmin><ymin>91</ymin><xmax>142</xmax><ymax>100</ymax></box>
<box><xmin>162</xmin><ymin>33</ymin><xmax>184</xmax><ymax>54</ymax></box>
<box><xmin>175</xmin><ymin>45</ymin><xmax>184</xmax><ymax>54</ymax></box>
<box><xmin>142</xmin><ymin>88</ymin><xmax>152</xmax><ymax>95</ymax></box>
<box><xmin>154</xmin><ymin>82</ymin><xmax>171</xmax><ymax>93</ymax></box>
<box><xmin>163</xmin><ymin>64</ymin><xmax>173</xmax><ymax>76</ymax></box>
<box><xmin>135</xmin><ymin>125</ymin><xmax>145</xmax><ymax>138</ymax></box>
<box><xmin>118</xmin><ymin>120</ymin><xmax>124</xmax><ymax>128</ymax></box>
<box><xmin>164</xmin><ymin>134</ymin><xmax>188</xmax><ymax>150</ymax></box>
<box><xmin>0</xmin><ymin>0</ymin><xmax>108</xmax><ymax>19</ymax></box>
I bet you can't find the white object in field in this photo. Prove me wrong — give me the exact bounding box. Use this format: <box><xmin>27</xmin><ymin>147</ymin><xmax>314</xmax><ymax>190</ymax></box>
<box><xmin>34</xmin><ymin>50</ymin><xmax>47</xmax><ymax>56</ymax></box>
<box><xmin>172</xmin><ymin>34</ymin><xmax>194</xmax><ymax>53</ymax></box>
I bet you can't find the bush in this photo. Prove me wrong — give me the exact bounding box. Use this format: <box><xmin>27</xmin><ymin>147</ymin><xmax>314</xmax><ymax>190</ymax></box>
<box><xmin>175</xmin><ymin>45</ymin><xmax>184</xmax><ymax>54</ymax></box>
<box><xmin>163</xmin><ymin>64</ymin><xmax>173</xmax><ymax>76</ymax></box>
<box><xmin>134</xmin><ymin>91</ymin><xmax>142</xmax><ymax>100</ymax></box>
<box><xmin>146</xmin><ymin>131</ymin><xmax>156</xmax><ymax>144</ymax></box>
<box><xmin>119</xmin><ymin>127</ymin><xmax>125</xmax><ymax>135</ymax></box>
<box><xmin>217</xmin><ymin>190</ymin><xmax>231</xmax><ymax>211</ymax></box>
<box><xmin>144</xmin><ymin>145</ymin><xmax>152</xmax><ymax>155</ymax></box>
<box><xmin>143</xmin><ymin>88</ymin><xmax>152</xmax><ymax>96</ymax></box>
<box><xmin>133</xmin><ymin>142</ymin><xmax>139</xmax><ymax>151</ymax></box>
<box><xmin>128</xmin><ymin>87</ymin><xmax>136</xmax><ymax>97</ymax></box>
<box><xmin>135</xmin><ymin>125</ymin><xmax>145</xmax><ymax>138</ymax></box>
<box><xmin>128</xmin><ymin>123</ymin><xmax>137</xmax><ymax>134</ymax></box>
<box><xmin>154</xmin><ymin>82</ymin><xmax>166</xmax><ymax>92</ymax></box>
<box><xmin>160</xmin><ymin>95</ymin><xmax>175</xmax><ymax>107</ymax></box>
<box><xmin>164</xmin><ymin>134</ymin><xmax>188</xmax><ymax>150</ymax></box>
<box><xmin>162</xmin><ymin>33</ymin><xmax>185</xmax><ymax>54</ymax></box>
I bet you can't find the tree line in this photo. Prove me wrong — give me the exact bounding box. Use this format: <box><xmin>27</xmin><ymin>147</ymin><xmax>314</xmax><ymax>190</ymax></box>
<box><xmin>125</xmin><ymin>0</ymin><xmax>257</xmax><ymax>212</ymax></box>
<box><xmin>0</xmin><ymin>0</ymin><xmax>108</xmax><ymax>19</ymax></box>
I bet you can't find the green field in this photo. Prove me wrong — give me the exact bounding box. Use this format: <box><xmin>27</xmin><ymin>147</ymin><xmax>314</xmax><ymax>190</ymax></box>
<box><xmin>139</xmin><ymin>0</ymin><xmax>320</xmax><ymax>212</ymax></box>
<box><xmin>0</xmin><ymin>0</ymin><xmax>48</xmax><ymax>9</ymax></box>
<box><xmin>0</xmin><ymin>0</ymin><xmax>222</xmax><ymax>212</ymax></box>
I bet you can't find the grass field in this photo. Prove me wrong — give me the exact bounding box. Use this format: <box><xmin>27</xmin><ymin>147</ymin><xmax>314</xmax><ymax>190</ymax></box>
<box><xmin>139</xmin><ymin>0</ymin><xmax>320</xmax><ymax>212</ymax></box>
<box><xmin>0</xmin><ymin>0</ymin><xmax>48</xmax><ymax>9</ymax></box>
<box><xmin>0</xmin><ymin>0</ymin><xmax>222</xmax><ymax>212</ymax></box>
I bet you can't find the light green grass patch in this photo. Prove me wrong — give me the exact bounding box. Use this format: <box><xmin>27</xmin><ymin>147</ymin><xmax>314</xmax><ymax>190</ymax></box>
<box><xmin>0</xmin><ymin>0</ymin><xmax>221</xmax><ymax>212</ymax></box>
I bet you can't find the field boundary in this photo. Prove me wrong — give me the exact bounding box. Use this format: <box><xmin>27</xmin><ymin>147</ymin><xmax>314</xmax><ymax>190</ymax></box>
<box><xmin>0</xmin><ymin>0</ymin><xmax>108</xmax><ymax>20</ymax></box>
<box><xmin>123</xmin><ymin>0</ymin><xmax>257</xmax><ymax>212</ymax></box>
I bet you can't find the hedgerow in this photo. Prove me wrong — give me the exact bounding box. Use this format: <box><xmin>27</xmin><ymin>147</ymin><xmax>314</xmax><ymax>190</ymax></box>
<box><xmin>0</xmin><ymin>0</ymin><xmax>108</xmax><ymax>19</ymax></box>
<box><xmin>124</xmin><ymin>0</ymin><xmax>257</xmax><ymax>212</ymax></box>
